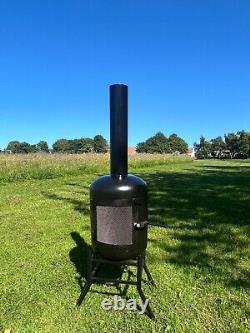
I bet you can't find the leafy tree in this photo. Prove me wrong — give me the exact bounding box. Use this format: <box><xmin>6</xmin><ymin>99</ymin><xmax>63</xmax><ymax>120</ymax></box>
<box><xmin>30</xmin><ymin>144</ymin><xmax>38</xmax><ymax>153</ymax></box>
<box><xmin>21</xmin><ymin>142</ymin><xmax>35</xmax><ymax>153</ymax></box>
<box><xmin>194</xmin><ymin>136</ymin><xmax>211</xmax><ymax>159</ymax></box>
<box><xmin>195</xmin><ymin>131</ymin><xmax>250</xmax><ymax>159</ymax></box>
<box><xmin>52</xmin><ymin>139</ymin><xmax>71</xmax><ymax>153</ymax></box>
<box><xmin>36</xmin><ymin>141</ymin><xmax>49</xmax><ymax>153</ymax></box>
<box><xmin>136</xmin><ymin>132</ymin><xmax>170</xmax><ymax>153</ymax></box>
<box><xmin>237</xmin><ymin>130</ymin><xmax>250</xmax><ymax>158</ymax></box>
<box><xmin>136</xmin><ymin>141</ymin><xmax>147</xmax><ymax>153</ymax></box>
<box><xmin>78</xmin><ymin>138</ymin><xmax>94</xmax><ymax>153</ymax></box>
<box><xmin>6</xmin><ymin>141</ymin><xmax>34</xmax><ymax>153</ymax></box>
<box><xmin>93</xmin><ymin>135</ymin><xmax>108</xmax><ymax>153</ymax></box>
<box><xmin>52</xmin><ymin>137</ymin><xmax>95</xmax><ymax>153</ymax></box>
<box><xmin>224</xmin><ymin>133</ymin><xmax>239</xmax><ymax>159</ymax></box>
<box><xmin>69</xmin><ymin>139</ymin><xmax>82</xmax><ymax>153</ymax></box>
<box><xmin>6</xmin><ymin>141</ymin><xmax>21</xmax><ymax>153</ymax></box>
<box><xmin>210</xmin><ymin>136</ymin><xmax>226</xmax><ymax>158</ymax></box>
<box><xmin>136</xmin><ymin>132</ymin><xmax>188</xmax><ymax>154</ymax></box>
<box><xmin>168</xmin><ymin>133</ymin><xmax>188</xmax><ymax>154</ymax></box>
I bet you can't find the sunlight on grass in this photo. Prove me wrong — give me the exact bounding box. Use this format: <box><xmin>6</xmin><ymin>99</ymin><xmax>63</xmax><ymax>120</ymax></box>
<box><xmin>0</xmin><ymin>156</ymin><xmax>249</xmax><ymax>332</ymax></box>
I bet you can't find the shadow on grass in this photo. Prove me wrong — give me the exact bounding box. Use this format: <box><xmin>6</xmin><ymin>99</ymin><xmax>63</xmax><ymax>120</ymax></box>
<box><xmin>43</xmin><ymin>164</ymin><xmax>250</xmax><ymax>291</ymax></box>
<box><xmin>196</xmin><ymin>164</ymin><xmax>250</xmax><ymax>171</ymax></box>
<box><xmin>69</xmin><ymin>232</ymin><xmax>129</xmax><ymax>302</ymax></box>
<box><xmin>139</xmin><ymin>163</ymin><xmax>250</xmax><ymax>289</ymax></box>
<box><xmin>42</xmin><ymin>187</ymin><xmax>126</xmax><ymax>296</ymax></box>
<box><xmin>69</xmin><ymin>231</ymin><xmax>91</xmax><ymax>283</ymax></box>
<box><xmin>42</xmin><ymin>190</ymin><xmax>90</xmax><ymax>215</ymax></box>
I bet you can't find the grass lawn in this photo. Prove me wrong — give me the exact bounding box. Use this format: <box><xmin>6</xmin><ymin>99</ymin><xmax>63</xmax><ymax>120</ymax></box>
<box><xmin>0</xmin><ymin>156</ymin><xmax>249</xmax><ymax>332</ymax></box>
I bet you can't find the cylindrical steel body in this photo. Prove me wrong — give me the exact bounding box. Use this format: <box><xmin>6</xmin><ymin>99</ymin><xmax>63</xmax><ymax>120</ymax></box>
<box><xmin>90</xmin><ymin>174</ymin><xmax>148</xmax><ymax>260</ymax></box>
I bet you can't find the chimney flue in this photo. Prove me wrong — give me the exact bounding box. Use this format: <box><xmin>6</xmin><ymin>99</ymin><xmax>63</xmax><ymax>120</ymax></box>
<box><xmin>110</xmin><ymin>84</ymin><xmax>128</xmax><ymax>176</ymax></box>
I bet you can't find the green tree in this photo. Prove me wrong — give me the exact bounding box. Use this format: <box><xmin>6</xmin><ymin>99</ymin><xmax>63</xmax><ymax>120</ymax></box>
<box><xmin>52</xmin><ymin>138</ymin><xmax>94</xmax><ymax>153</ymax></box>
<box><xmin>69</xmin><ymin>139</ymin><xmax>82</xmax><ymax>153</ymax></box>
<box><xmin>210</xmin><ymin>136</ymin><xmax>226</xmax><ymax>158</ymax></box>
<box><xmin>6</xmin><ymin>141</ymin><xmax>21</xmax><ymax>153</ymax></box>
<box><xmin>168</xmin><ymin>133</ymin><xmax>188</xmax><ymax>154</ymax></box>
<box><xmin>21</xmin><ymin>142</ymin><xmax>34</xmax><ymax>153</ymax></box>
<box><xmin>30</xmin><ymin>144</ymin><xmax>38</xmax><ymax>153</ymax></box>
<box><xmin>52</xmin><ymin>139</ymin><xmax>71</xmax><ymax>153</ymax></box>
<box><xmin>194</xmin><ymin>136</ymin><xmax>211</xmax><ymax>159</ymax></box>
<box><xmin>136</xmin><ymin>141</ymin><xmax>147</xmax><ymax>153</ymax></box>
<box><xmin>224</xmin><ymin>133</ymin><xmax>239</xmax><ymax>159</ymax></box>
<box><xmin>78</xmin><ymin>138</ymin><xmax>94</xmax><ymax>153</ymax></box>
<box><xmin>237</xmin><ymin>130</ymin><xmax>250</xmax><ymax>158</ymax></box>
<box><xmin>93</xmin><ymin>135</ymin><xmax>108</xmax><ymax>153</ymax></box>
<box><xmin>6</xmin><ymin>141</ymin><xmax>33</xmax><ymax>153</ymax></box>
<box><xmin>36</xmin><ymin>141</ymin><xmax>49</xmax><ymax>153</ymax></box>
<box><xmin>136</xmin><ymin>132</ymin><xmax>170</xmax><ymax>153</ymax></box>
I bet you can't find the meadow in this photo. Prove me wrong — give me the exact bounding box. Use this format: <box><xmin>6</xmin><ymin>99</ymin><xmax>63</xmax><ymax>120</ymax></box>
<box><xmin>0</xmin><ymin>154</ymin><xmax>249</xmax><ymax>333</ymax></box>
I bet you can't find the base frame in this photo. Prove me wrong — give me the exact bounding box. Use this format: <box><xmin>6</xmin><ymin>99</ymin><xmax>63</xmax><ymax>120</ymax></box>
<box><xmin>77</xmin><ymin>250</ymin><xmax>156</xmax><ymax>319</ymax></box>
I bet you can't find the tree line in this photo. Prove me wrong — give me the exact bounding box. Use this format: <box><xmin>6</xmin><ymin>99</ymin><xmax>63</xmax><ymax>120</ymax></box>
<box><xmin>4</xmin><ymin>135</ymin><xmax>108</xmax><ymax>154</ymax></box>
<box><xmin>194</xmin><ymin>130</ymin><xmax>250</xmax><ymax>159</ymax></box>
<box><xmin>3</xmin><ymin>130</ymin><xmax>250</xmax><ymax>158</ymax></box>
<box><xmin>2</xmin><ymin>132</ymin><xmax>189</xmax><ymax>155</ymax></box>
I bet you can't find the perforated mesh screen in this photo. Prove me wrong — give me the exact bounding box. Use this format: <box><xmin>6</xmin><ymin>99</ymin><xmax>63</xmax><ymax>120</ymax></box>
<box><xmin>96</xmin><ymin>206</ymin><xmax>133</xmax><ymax>245</ymax></box>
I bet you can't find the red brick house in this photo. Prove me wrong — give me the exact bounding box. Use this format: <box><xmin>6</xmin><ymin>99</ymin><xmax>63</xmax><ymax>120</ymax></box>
<box><xmin>128</xmin><ymin>146</ymin><xmax>136</xmax><ymax>155</ymax></box>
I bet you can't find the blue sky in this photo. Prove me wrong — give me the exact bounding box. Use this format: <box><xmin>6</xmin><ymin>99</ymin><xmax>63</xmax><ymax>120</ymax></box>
<box><xmin>0</xmin><ymin>0</ymin><xmax>250</xmax><ymax>149</ymax></box>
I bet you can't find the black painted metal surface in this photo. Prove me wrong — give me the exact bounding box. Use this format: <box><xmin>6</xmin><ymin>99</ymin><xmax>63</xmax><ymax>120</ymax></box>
<box><xmin>90</xmin><ymin>84</ymin><xmax>148</xmax><ymax>260</ymax></box>
<box><xmin>110</xmin><ymin>84</ymin><xmax>128</xmax><ymax>176</ymax></box>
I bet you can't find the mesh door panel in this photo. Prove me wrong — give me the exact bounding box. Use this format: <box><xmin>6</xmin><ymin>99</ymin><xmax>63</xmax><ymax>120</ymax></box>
<box><xmin>96</xmin><ymin>206</ymin><xmax>133</xmax><ymax>245</ymax></box>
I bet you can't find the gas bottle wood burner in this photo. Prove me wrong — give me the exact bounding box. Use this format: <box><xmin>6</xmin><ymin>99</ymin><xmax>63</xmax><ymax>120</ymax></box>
<box><xmin>78</xmin><ymin>84</ymin><xmax>155</xmax><ymax>318</ymax></box>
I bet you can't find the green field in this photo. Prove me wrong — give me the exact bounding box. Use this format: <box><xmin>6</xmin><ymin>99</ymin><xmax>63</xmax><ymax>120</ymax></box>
<box><xmin>0</xmin><ymin>155</ymin><xmax>249</xmax><ymax>333</ymax></box>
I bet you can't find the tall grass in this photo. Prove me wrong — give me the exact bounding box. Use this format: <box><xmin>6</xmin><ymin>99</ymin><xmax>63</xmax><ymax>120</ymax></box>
<box><xmin>0</xmin><ymin>153</ymin><xmax>192</xmax><ymax>183</ymax></box>
<box><xmin>129</xmin><ymin>153</ymin><xmax>192</xmax><ymax>169</ymax></box>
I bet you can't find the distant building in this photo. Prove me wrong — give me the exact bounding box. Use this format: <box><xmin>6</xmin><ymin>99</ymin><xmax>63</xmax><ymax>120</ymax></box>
<box><xmin>187</xmin><ymin>147</ymin><xmax>195</xmax><ymax>158</ymax></box>
<box><xmin>0</xmin><ymin>149</ymin><xmax>12</xmax><ymax>154</ymax></box>
<box><xmin>128</xmin><ymin>146</ymin><xmax>136</xmax><ymax>155</ymax></box>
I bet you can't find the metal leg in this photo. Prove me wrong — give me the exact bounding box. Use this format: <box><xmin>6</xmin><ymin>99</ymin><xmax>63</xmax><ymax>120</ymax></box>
<box><xmin>77</xmin><ymin>281</ymin><xmax>92</xmax><ymax>306</ymax></box>
<box><xmin>137</xmin><ymin>255</ymin><xmax>155</xmax><ymax>319</ymax></box>
<box><xmin>144</xmin><ymin>262</ymin><xmax>156</xmax><ymax>287</ymax></box>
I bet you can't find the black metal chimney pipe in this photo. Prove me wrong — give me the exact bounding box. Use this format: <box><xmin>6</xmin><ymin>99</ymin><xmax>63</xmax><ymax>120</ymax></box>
<box><xmin>110</xmin><ymin>84</ymin><xmax>128</xmax><ymax>176</ymax></box>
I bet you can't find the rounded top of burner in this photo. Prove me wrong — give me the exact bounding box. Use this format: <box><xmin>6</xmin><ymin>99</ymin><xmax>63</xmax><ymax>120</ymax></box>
<box><xmin>90</xmin><ymin>174</ymin><xmax>147</xmax><ymax>201</ymax></box>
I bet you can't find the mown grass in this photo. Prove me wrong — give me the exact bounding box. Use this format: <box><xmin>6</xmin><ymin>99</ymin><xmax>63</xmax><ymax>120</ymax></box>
<box><xmin>0</xmin><ymin>155</ymin><xmax>249</xmax><ymax>333</ymax></box>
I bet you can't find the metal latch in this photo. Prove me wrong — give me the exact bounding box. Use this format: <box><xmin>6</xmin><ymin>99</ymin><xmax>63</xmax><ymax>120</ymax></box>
<box><xmin>134</xmin><ymin>221</ymin><xmax>148</xmax><ymax>229</ymax></box>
